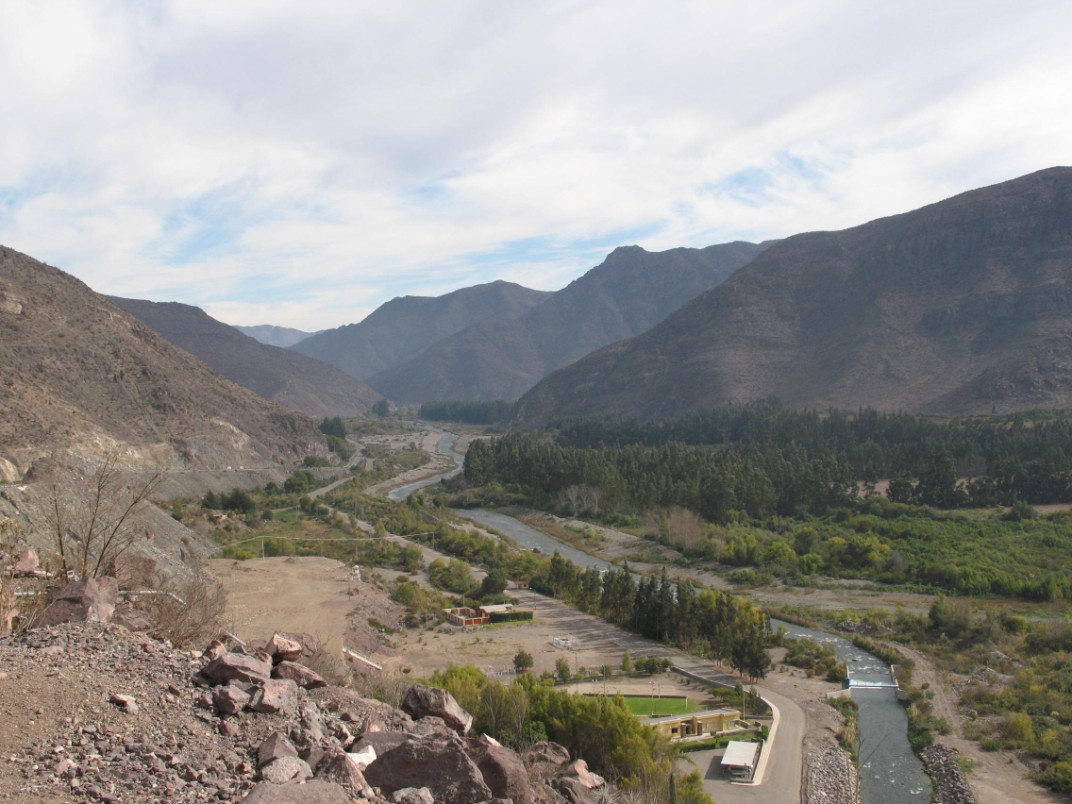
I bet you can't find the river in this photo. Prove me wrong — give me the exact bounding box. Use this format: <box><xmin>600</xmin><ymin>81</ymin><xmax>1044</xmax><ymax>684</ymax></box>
<box><xmin>396</xmin><ymin>427</ymin><xmax>930</xmax><ymax>803</ymax></box>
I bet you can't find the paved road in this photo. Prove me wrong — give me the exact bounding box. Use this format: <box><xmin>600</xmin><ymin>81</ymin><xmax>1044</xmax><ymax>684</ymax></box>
<box><xmin>508</xmin><ymin>589</ymin><xmax>804</xmax><ymax>804</ymax></box>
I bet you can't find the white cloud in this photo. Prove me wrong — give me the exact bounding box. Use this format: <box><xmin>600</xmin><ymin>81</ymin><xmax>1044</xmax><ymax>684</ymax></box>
<box><xmin>1</xmin><ymin>0</ymin><xmax>1070</xmax><ymax>329</ymax></box>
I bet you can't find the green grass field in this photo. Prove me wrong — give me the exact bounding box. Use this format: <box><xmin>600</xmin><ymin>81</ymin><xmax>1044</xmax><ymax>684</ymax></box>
<box><xmin>623</xmin><ymin>695</ymin><xmax>694</xmax><ymax>717</ymax></box>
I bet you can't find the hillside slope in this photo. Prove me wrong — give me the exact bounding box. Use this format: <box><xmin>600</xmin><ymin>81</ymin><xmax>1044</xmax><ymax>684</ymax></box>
<box><xmin>112</xmin><ymin>298</ymin><xmax>382</xmax><ymax>419</ymax></box>
<box><xmin>0</xmin><ymin>246</ymin><xmax>325</xmax><ymax>479</ymax></box>
<box><xmin>369</xmin><ymin>241</ymin><xmax>767</xmax><ymax>403</ymax></box>
<box><xmin>291</xmin><ymin>280</ymin><xmax>551</xmax><ymax>380</ymax></box>
<box><xmin>516</xmin><ymin>167</ymin><xmax>1072</xmax><ymax>423</ymax></box>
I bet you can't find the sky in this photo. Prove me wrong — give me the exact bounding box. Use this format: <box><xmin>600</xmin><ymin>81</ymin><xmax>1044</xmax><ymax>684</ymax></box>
<box><xmin>1</xmin><ymin>1</ymin><xmax>1070</xmax><ymax>332</ymax></box>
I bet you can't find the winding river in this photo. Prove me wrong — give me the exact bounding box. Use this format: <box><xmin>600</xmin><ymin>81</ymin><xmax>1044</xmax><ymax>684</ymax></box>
<box><xmin>397</xmin><ymin>427</ymin><xmax>930</xmax><ymax>803</ymax></box>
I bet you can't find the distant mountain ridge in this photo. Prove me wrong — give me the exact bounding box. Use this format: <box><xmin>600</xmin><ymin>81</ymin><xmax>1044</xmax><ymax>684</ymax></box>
<box><xmin>516</xmin><ymin>166</ymin><xmax>1072</xmax><ymax>424</ymax></box>
<box><xmin>236</xmin><ymin>324</ymin><xmax>317</xmax><ymax>348</ymax></box>
<box><xmin>368</xmin><ymin>241</ymin><xmax>768</xmax><ymax>404</ymax></box>
<box><xmin>0</xmin><ymin>246</ymin><xmax>326</xmax><ymax>480</ymax></box>
<box><xmin>112</xmin><ymin>298</ymin><xmax>383</xmax><ymax>419</ymax></box>
<box><xmin>292</xmin><ymin>280</ymin><xmax>551</xmax><ymax>380</ymax></box>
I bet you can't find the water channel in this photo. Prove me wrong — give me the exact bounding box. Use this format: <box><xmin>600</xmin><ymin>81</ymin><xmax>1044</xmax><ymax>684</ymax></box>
<box><xmin>398</xmin><ymin>428</ymin><xmax>930</xmax><ymax>803</ymax></box>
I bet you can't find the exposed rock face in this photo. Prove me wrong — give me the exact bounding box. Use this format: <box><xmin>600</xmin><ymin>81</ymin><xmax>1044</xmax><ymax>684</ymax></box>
<box><xmin>0</xmin><ymin>245</ymin><xmax>327</xmax><ymax>477</ymax></box>
<box><xmin>401</xmin><ymin>682</ymin><xmax>473</xmax><ymax>735</ymax></box>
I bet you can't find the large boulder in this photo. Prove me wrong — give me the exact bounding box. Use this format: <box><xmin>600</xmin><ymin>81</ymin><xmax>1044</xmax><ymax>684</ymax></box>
<box><xmin>314</xmin><ymin>747</ymin><xmax>375</xmax><ymax>798</ymax></box>
<box><xmin>257</xmin><ymin>732</ymin><xmax>299</xmax><ymax>768</ymax></box>
<box><xmin>241</xmin><ymin>780</ymin><xmax>349</xmax><ymax>802</ymax></box>
<box><xmin>273</xmin><ymin>660</ymin><xmax>327</xmax><ymax>689</ymax></box>
<box><xmin>250</xmin><ymin>678</ymin><xmax>299</xmax><ymax>716</ymax></box>
<box><xmin>266</xmin><ymin>632</ymin><xmax>304</xmax><ymax>663</ymax></box>
<box><xmin>202</xmin><ymin>652</ymin><xmax>272</xmax><ymax>685</ymax></box>
<box><xmin>364</xmin><ymin>736</ymin><xmax>492</xmax><ymax>804</ymax></box>
<box><xmin>401</xmin><ymin>683</ymin><xmax>473</xmax><ymax>735</ymax></box>
<box><xmin>466</xmin><ymin>734</ymin><xmax>534</xmax><ymax>804</ymax></box>
<box><xmin>38</xmin><ymin>577</ymin><xmax>119</xmax><ymax>626</ymax></box>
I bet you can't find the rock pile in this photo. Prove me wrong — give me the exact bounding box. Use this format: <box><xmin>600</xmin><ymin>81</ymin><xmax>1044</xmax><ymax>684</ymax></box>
<box><xmin>920</xmin><ymin>744</ymin><xmax>976</xmax><ymax>804</ymax></box>
<box><xmin>0</xmin><ymin>621</ymin><xmax>609</xmax><ymax>803</ymax></box>
<box><xmin>804</xmin><ymin>743</ymin><xmax>860</xmax><ymax>804</ymax></box>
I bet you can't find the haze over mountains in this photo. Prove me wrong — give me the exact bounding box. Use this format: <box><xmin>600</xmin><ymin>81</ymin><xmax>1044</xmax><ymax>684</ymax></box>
<box><xmin>112</xmin><ymin>298</ymin><xmax>382</xmax><ymax>419</ymax></box>
<box><xmin>516</xmin><ymin>167</ymin><xmax>1072</xmax><ymax>424</ymax></box>
<box><xmin>236</xmin><ymin>324</ymin><xmax>316</xmax><ymax>348</ymax></box>
<box><xmin>292</xmin><ymin>280</ymin><xmax>552</xmax><ymax>380</ymax></box>
<box><xmin>366</xmin><ymin>241</ymin><xmax>768</xmax><ymax>404</ymax></box>
<box><xmin>0</xmin><ymin>247</ymin><xmax>326</xmax><ymax>482</ymax></box>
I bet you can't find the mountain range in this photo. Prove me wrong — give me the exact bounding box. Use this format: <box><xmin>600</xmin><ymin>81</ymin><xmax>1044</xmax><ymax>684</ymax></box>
<box><xmin>515</xmin><ymin>166</ymin><xmax>1072</xmax><ymax>424</ymax></box>
<box><xmin>292</xmin><ymin>280</ymin><xmax>552</xmax><ymax>380</ymax></box>
<box><xmin>111</xmin><ymin>298</ymin><xmax>382</xmax><ymax>419</ymax></box>
<box><xmin>235</xmin><ymin>324</ymin><xmax>316</xmax><ymax>348</ymax></box>
<box><xmin>0</xmin><ymin>246</ymin><xmax>326</xmax><ymax>482</ymax></box>
<box><xmin>366</xmin><ymin>241</ymin><xmax>768</xmax><ymax>404</ymax></box>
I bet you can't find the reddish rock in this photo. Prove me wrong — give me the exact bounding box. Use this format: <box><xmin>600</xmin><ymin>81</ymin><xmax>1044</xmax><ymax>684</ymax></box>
<box><xmin>523</xmin><ymin>741</ymin><xmax>571</xmax><ymax>769</ymax></box>
<box><xmin>202</xmin><ymin>638</ymin><xmax>229</xmax><ymax>661</ymax></box>
<box><xmin>390</xmin><ymin>789</ymin><xmax>435</xmax><ymax>804</ymax></box>
<box><xmin>241</xmin><ymin>780</ymin><xmax>351</xmax><ymax>803</ymax></box>
<box><xmin>466</xmin><ymin>734</ymin><xmax>534</xmax><ymax>804</ymax></box>
<box><xmin>257</xmin><ymin>732</ymin><xmax>298</xmax><ymax>768</ymax></box>
<box><xmin>249</xmin><ymin>678</ymin><xmax>298</xmax><ymax>716</ymax></box>
<box><xmin>202</xmin><ymin>652</ymin><xmax>272</xmax><ymax>685</ymax></box>
<box><xmin>314</xmin><ymin>747</ymin><xmax>374</xmax><ymax>798</ymax></box>
<box><xmin>12</xmin><ymin>547</ymin><xmax>39</xmax><ymax>575</ymax></box>
<box><xmin>39</xmin><ymin>577</ymin><xmax>119</xmax><ymax>626</ymax></box>
<box><xmin>272</xmin><ymin>660</ymin><xmax>327</xmax><ymax>689</ymax></box>
<box><xmin>401</xmin><ymin>683</ymin><xmax>473</xmax><ymax>735</ymax></box>
<box><xmin>364</xmin><ymin>736</ymin><xmax>491</xmax><ymax>804</ymax></box>
<box><xmin>213</xmin><ymin>684</ymin><xmax>251</xmax><ymax>715</ymax></box>
<box><xmin>266</xmin><ymin>633</ymin><xmax>303</xmax><ymax>663</ymax></box>
<box><xmin>259</xmin><ymin>755</ymin><xmax>313</xmax><ymax>784</ymax></box>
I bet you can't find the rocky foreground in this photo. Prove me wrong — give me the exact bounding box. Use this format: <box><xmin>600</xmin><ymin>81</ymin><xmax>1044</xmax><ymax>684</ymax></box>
<box><xmin>0</xmin><ymin>622</ymin><xmax>608</xmax><ymax>803</ymax></box>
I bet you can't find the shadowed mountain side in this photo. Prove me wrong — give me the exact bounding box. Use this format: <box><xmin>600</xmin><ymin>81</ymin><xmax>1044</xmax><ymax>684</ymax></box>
<box><xmin>515</xmin><ymin>167</ymin><xmax>1072</xmax><ymax>424</ymax></box>
<box><xmin>0</xmin><ymin>246</ymin><xmax>327</xmax><ymax>479</ymax></box>
<box><xmin>112</xmin><ymin>298</ymin><xmax>383</xmax><ymax>419</ymax></box>
<box><xmin>369</xmin><ymin>241</ymin><xmax>768</xmax><ymax>403</ymax></box>
<box><xmin>291</xmin><ymin>280</ymin><xmax>551</xmax><ymax>380</ymax></box>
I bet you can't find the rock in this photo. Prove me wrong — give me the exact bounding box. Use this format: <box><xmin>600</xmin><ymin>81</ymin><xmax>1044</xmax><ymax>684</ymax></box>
<box><xmin>257</xmin><ymin>732</ymin><xmax>299</xmax><ymax>768</ymax></box>
<box><xmin>272</xmin><ymin>660</ymin><xmax>327</xmax><ymax>689</ymax></box>
<box><xmin>314</xmin><ymin>747</ymin><xmax>374</xmax><ymax>797</ymax></box>
<box><xmin>39</xmin><ymin>577</ymin><xmax>119</xmax><ymax>626</ymax></box>
<box><xmin>559</xmin><ymin>759</ymin><xmax>605</xmax><ymax>790</ymax></box>
<box><xmin>391</xmin><ymin>788</ymin><xmax>436</xmax><ymax>804</ymax></box>
<box><xmin>266</xmin><ymin>633</ymin><xmax>303</xmax><ymax>663</ymax></box>
<box><xmin>364</xmin><ymin>736</ymin><xmax>492</xmax><ymax>804</ymax></box>
<box><xmin>259</xmin><ymin>755</ymin><xmax>313</xmax><ymax>784</ymax></box>
<box><xmin>249</xmin><ymin>679</ymin><xmax>299</xmax><ymax>716</ymax></box>
<box><xmin>241</xmin><ymin>780</ymin><xmax>352</xmax><ymax>803</ymax></box>
<box><xmin>213</xmin><ymin>683</ymin><xmax>252</xmax><ymax>715</ymax></box>
<box><xmin>108</xmin><ymin>693</ymin><xmax>139</xmax><ymax>715</ymax></box>
<box><xmin>401</xmin><ymin>683</ymin><xmax>473</xmax><ymax>735</ymax></box>
<box><xmin>920</xmin><ymin>744</ymin><xmax>975</xmax><ymax>804</ymax></box>
<box><xmin>202</xmin><ymin>653</ymin><xmax>272</xmax><ymax>685</ymax></box>
<box><xmin>12</xmin><ymin>547</ymin><xmax>39</xmax><ymax>575</ymax></box>
<box><xmin>351</xmin><ymin>730</ymin><xmax>415</xmax><ymax>758</ymax></box>
<box><xmin>467</xmin><ymin>734</ymin><xmax>534</xmax><ymax>804</ymax></box>
<box><xmin>523</xmin><ymin>741</ymin><xmax>571</xmax><ymax>770</ymax></box>
<box><xmin>202</xmin><ymin>639</ymin><xmax>229</xmax><ymax>661</ymax></box>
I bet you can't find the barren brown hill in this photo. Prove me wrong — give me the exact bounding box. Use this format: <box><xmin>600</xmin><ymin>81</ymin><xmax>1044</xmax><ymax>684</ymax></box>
<box><xmin>369</xmin><ymin>241</ymin><xmax>767</xmax><ymax>404</ymax></box>
<box><xmin>0</xmin><ymin>246</ymin><xmax>326</xmax><ymax>480</ymax></box>
<box><xmin>516</xmin><ymin>167</ymin><xmax>1072</xmax><ymax>423</ymax></box>
<box><xmin>292</xmin><ymin>280</ymin><xmax>551</xmax><ymax>380</ymax></box>
<box><xmin>112</xmin><ymin>298</ymin><xmax>383</xmax><ymax>419</ymax></box>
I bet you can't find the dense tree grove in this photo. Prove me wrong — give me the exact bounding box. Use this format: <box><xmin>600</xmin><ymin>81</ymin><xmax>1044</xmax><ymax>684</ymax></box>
<box><xmin>532</xmin><ymin>559</ymin><xmax>771</xmax><ymax>681</ymax></box>
<box><xmin>466</xmin><ymin>403</ymin><xmax>1072</xmax><ymax>518</ymax></box>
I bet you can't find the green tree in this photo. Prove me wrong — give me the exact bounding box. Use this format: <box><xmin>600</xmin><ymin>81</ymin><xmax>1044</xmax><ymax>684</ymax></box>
<box><xmin>555</xmin><ymin>657</ymin><xmax>572</xmax><ymax>683</ymax></box>
<box><xmin>514</xmin><ymin>649</ymin><xmax>534</xmax><ymax>674</ymax></box>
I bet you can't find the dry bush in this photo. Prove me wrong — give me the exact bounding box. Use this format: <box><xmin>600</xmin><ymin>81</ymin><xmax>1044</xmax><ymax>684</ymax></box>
<box><xmin>349</xmin><ymin>668</ymin><xmax>412</xmax><ymax>708</ymax></box>
<box><xmin>141</xmin><ymin>571</ymin><xmax>227</xmax><ymax>648</ymax></box>
<box><xmin>302</xmin><ymin>635</ymin><xmax>353</xmax><ymax>686</ymax></box>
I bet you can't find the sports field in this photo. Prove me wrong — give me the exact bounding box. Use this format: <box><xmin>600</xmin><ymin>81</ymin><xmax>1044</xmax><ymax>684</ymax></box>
<box><xmin>622</xmin><ymin>695</ymin><xmax>695</xmax><ymax>717</ymax></box>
